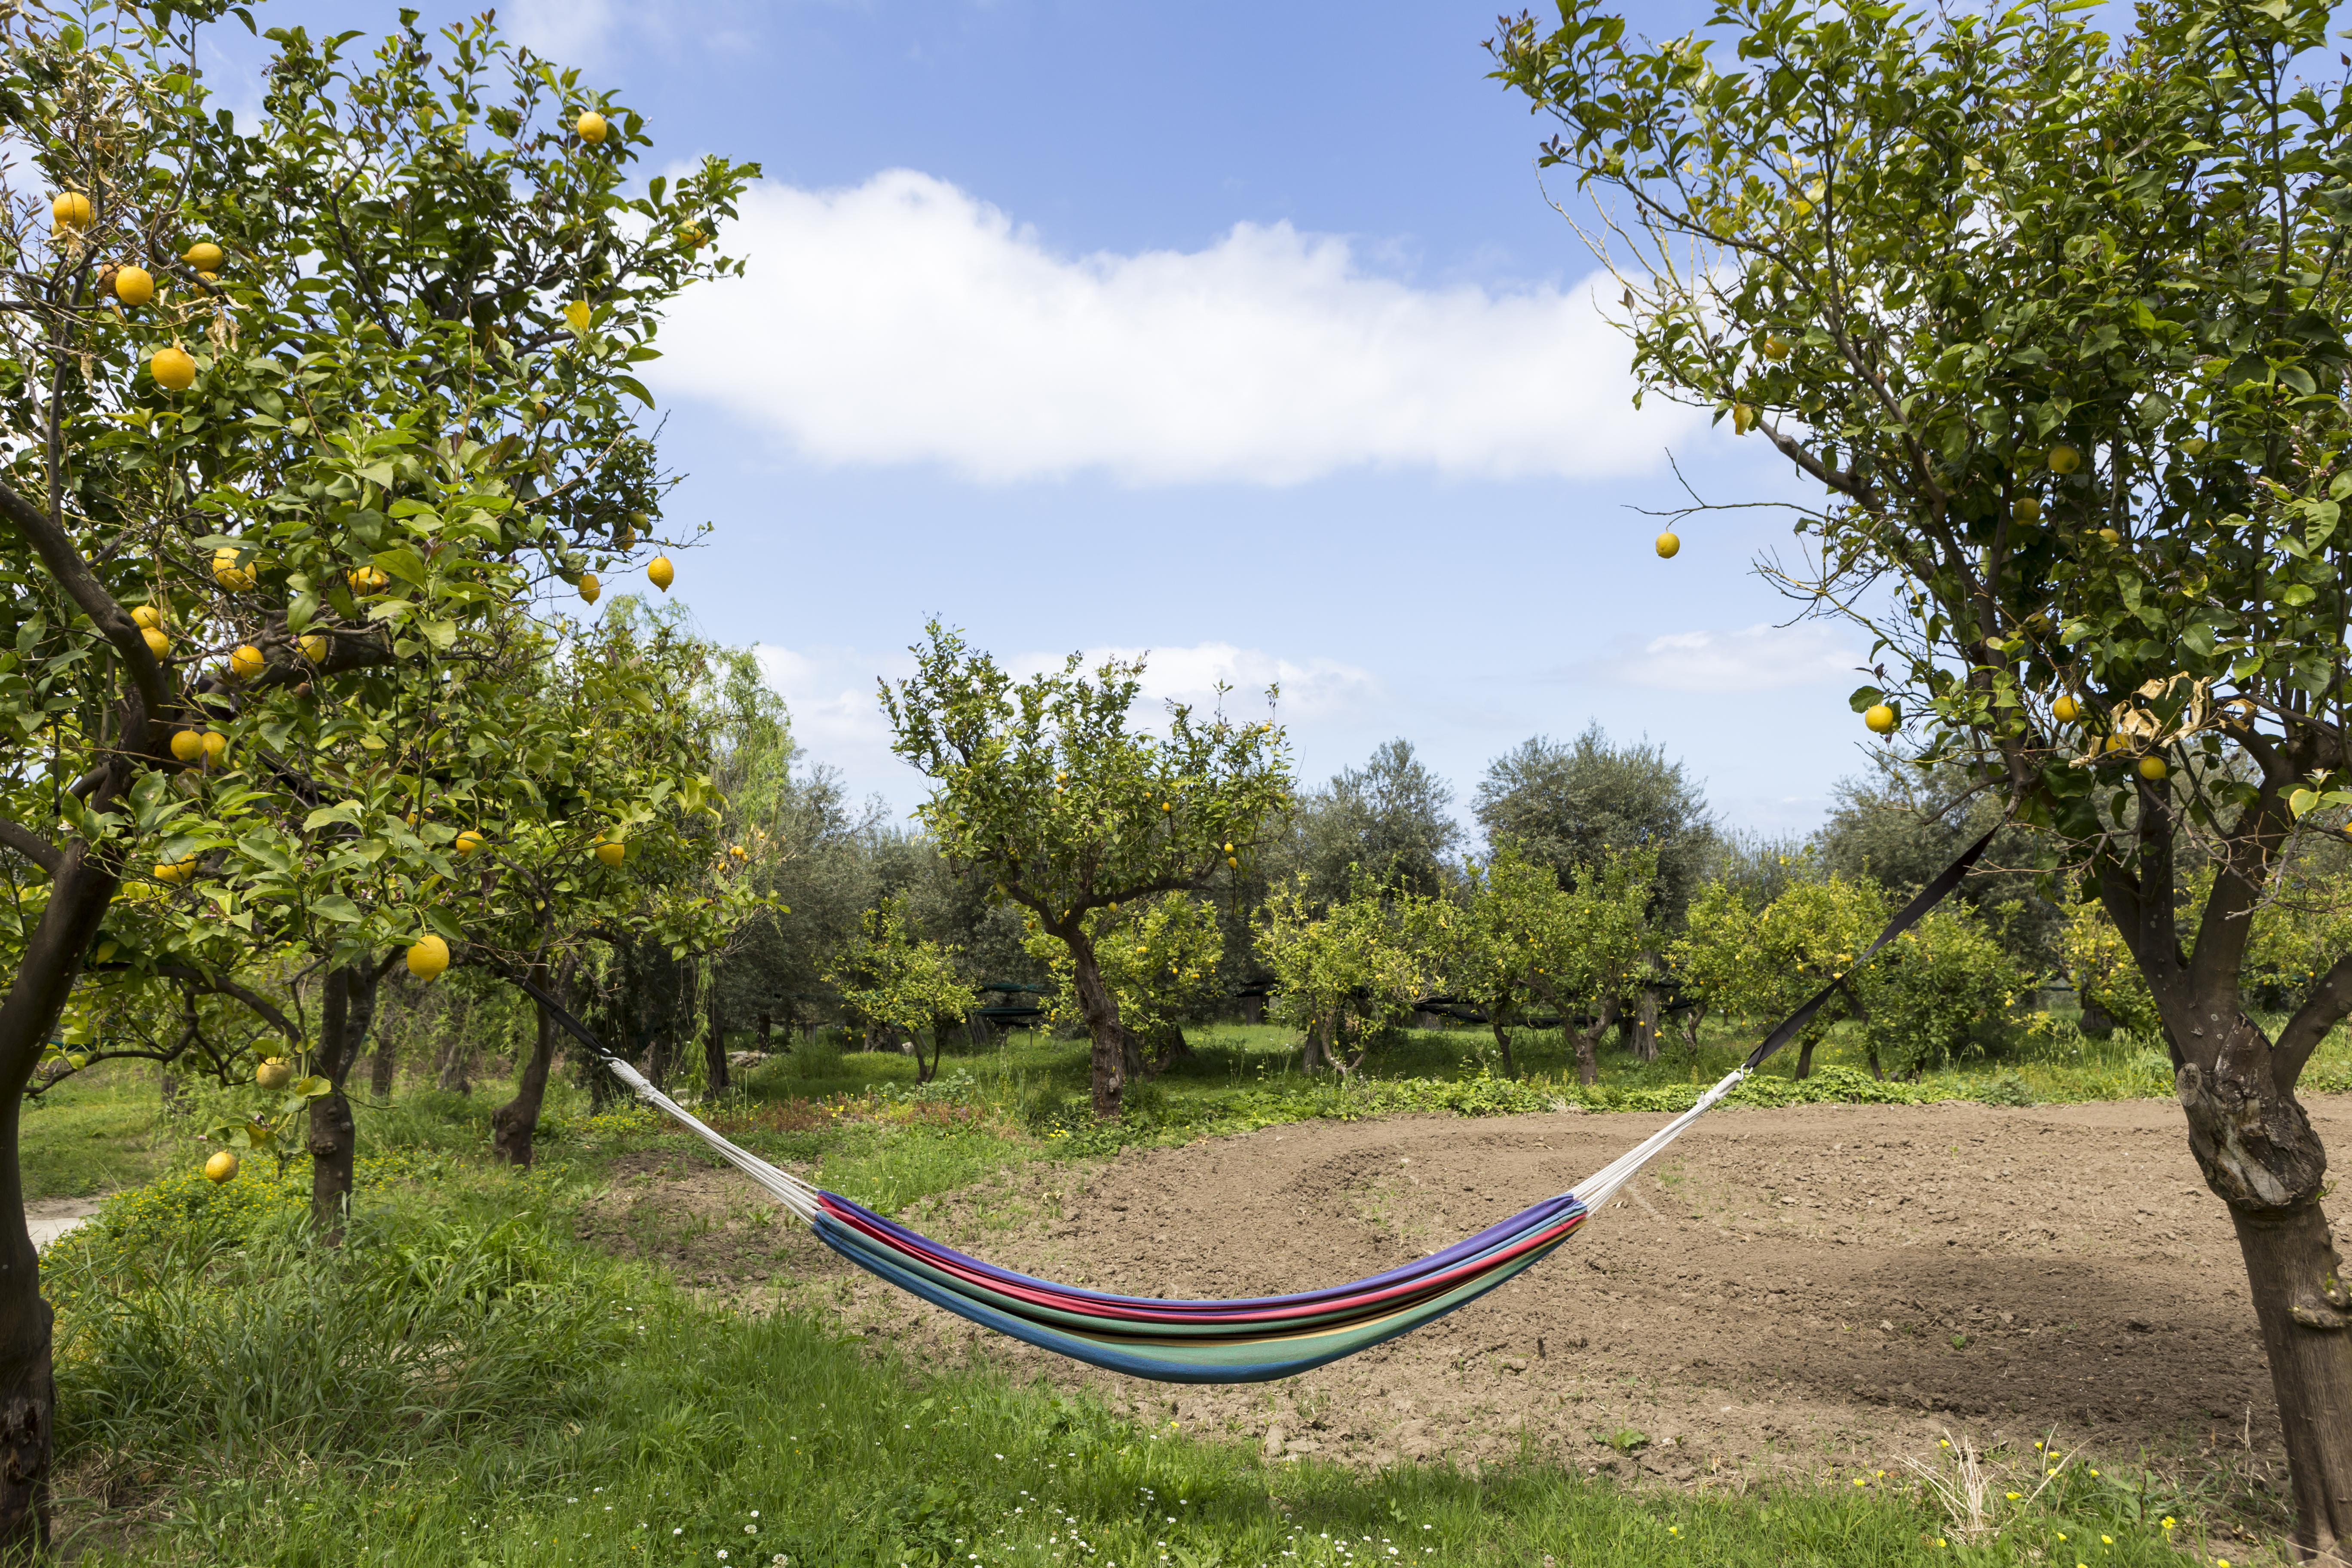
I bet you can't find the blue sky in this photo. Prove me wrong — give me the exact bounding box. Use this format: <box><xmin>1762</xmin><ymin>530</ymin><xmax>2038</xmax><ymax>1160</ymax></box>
<box><xmin>230</xmin><ymin>0</ymin><xmax>1876</xmax><ymax>837</ymax></box>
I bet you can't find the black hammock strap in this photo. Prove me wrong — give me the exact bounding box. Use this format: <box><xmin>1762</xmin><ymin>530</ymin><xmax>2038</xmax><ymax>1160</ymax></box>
<box><xmin>1740</xmin><ymin>826</ymin><xmax>2000</xmax><ymax>1073</ymax></box>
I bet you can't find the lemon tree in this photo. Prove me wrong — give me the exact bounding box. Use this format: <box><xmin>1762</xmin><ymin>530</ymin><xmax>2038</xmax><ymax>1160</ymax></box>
<box><xmin>1021</xmin><ymin>892</ymin><xmax>1225</xmax><ymax>1075</ymax></box>
<box><xmin>824</xmin><ymin>894</ymin><xmax>977</xmax><ymax>1086</ymax></box>
<box><xmin>1669</xmin><ymin>873</ymin><xmax>1889</xmax><ymax>1079</ymax></box>
<box><xmin>0</xmin><ymin>5</ymin><xmax>750</xmax><ymax>1545</ymax></box>
<box><xmin>1439</xmin><ymin>847</ymin><xmax>1561</xmax><ymax>1078</ymax></box>
<box><xmin>1493</xmin><ymin>0</ymin><xmax>2352</xmax><ymax>1537</ymax></box>
<box><xmin>882</xmin><ymin>622</ymin><xmax>1289</xmax><ymax>1118</ymax></box>
<box><xmin>1258</xmin><ymin>871</ymin><xmax>1438</xmax><ymax>1075</ymax></box>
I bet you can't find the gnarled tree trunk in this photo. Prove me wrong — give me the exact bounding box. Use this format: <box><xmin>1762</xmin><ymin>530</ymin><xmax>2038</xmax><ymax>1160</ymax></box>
<box><xmin>1066</xmin><ymin>931</ymin><xmax>1127</xmax><ymax>1118</ymax></box>
<box><xmin>0</xmin><ymin>846</ymin><xmax>117</xmax><ymax>1557</ymax></box>
<box><xmin>309</xmin><ymin>957</ymin><xmax>388</xmax><ymax>1240</ymax></box>
<box><xmin>492</xmin><ymin>962</ymin><xmax>562</xmax><ymax>1167</ymax></box>
<box><xmin>703</xmin><ymin>974</ymin><xmax>729</xmax><ymax>1095</ymax></box>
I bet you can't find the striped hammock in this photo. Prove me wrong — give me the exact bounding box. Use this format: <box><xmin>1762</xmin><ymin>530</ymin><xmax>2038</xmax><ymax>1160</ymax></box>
<box><xmin>517</xmin><ymin>831</ymin><xmax>1989</xmax><ymax>1385</ymax></box>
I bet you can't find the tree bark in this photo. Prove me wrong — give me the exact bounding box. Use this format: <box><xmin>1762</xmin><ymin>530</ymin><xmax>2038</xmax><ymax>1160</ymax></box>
<box><xmin>704</xmin><ymin>981</ymin><xmax>729</xmax><ymax>1095</ymax></box>
<box><xmin>1632</xmin><ymin>983</ymin><xmax>1662</xmax><ymax>1061</ymax></box>
<box><xmin>0</xmin><ymin>845</ymin><xmax>113</xmax><ymax>1558</ymax></box>
<box><xmin>1489</xmin><ymin>1019</ymin><xmax>1517</xmax><ymax>1078</ymax></box>
<box><xmin>309</xmin><ymin>959</ymin><xmax>385</xmax><ymax>1240</ymax></box>
<box><xmin>492</xmin><ymin>963</ymin><xmax>561</xmax><ymax>1167</ymax></box>
<box><xmin>2171</xmin><ymin>1044</ymin><xmax>2352</xmax><ymax>1557</ymax></box>
<box><xmin>1301</xmin><ymin>1013</ymin><xmax>1332</xmax><ymax>1073</ymax></box>
<box><xmin>1066</xmin><ymin>933</ymin><xmax>1126</xmax><ymax>1118</ymax></box>
<box><xmin>368</xmin><ymin>1028</ymin><xmax>397</xmax><ymax>1099</ymax></box>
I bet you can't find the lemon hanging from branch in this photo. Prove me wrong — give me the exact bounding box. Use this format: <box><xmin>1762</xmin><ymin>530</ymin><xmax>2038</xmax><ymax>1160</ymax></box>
<box><xmin>112</xmin><ymin>265</ymin><xmax>152</xmax><ymax>306</ymax></box>
<box><xmin>50</xmin><ymin>191</ymin><xmax>92</xmax><ymax>230</ymax></box>
<box><xmin>647</xmin><ymin>555</ymin><xmax>674</xmax><ymax>591</ymax></box>
<box><xmin>150</xmin><ymin>344</ymin><xmax>195</xmax><ymax>392</ymax></box>
<box><xmin>1655</xmin><ymin>531</ymin><xmax>1680</xmax><ymax>558</ymax></box>
<box><xmin>406</xmin><ymin>932</ymin><xmax>450</xmax><ymax>980</ymax></box>
<box><xmin>203</xmin><ymin>1150</ymin><xmax>239</xmax><ymax>1184</ymax></box>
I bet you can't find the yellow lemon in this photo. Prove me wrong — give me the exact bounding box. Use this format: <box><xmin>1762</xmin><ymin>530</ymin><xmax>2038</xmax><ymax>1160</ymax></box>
<box><xmin>132</xmin><ymin>603</ymin><xmax>164</xmax><ymax>629</ymax></box>
<box><xmin>406</xmin><ymin>933</ymin><xmax>451</xmax><ymax>980</ymax></box>
<box><xmin>51</xmin><ymin>191</ymin><xmax>93</xmax><ymax>230</ymax></box>
<box><xmin>677</xmin><ymin>220</ymin><xmax>709</xmax><ymax>249</ymax></box>
<box><xmin>2052</xmin><ymin>694</ymin><xmax>2080</xmax><ymax>723</ymax></box>
<box><xmin>2139</xmin><ymin>755</ymin><xmax>2168</xmax><ymax>781</ymax></box>
<box><xmin>113</xmin><ymin>264</ymin><xmax>153</xmax><ymax>306</ymax></box>
<box><xmin>2098</xmin><ymin>527</ymin><xmax>2121</xmax><ymax>545</ymax></box>
<box><xmin>1864</xmin><ymin>703</ymin><xmax>1898</xmax><ymax>735</ymax></box>
<box><xmin>454</xmin><ymin>829</ymin><xmax>486</xmax><ymax>858</ymax></box>
<box><xmin>1762</xmin><ymin>333</ymin><xmax>1790</xmax><ymax>360</ymax></box>
<box><xmin>169</xmin><ymin>729</ymin><xmax>204</xmax><ymax>763</ymax></box>
<box><xmin>346</xmin><ymin>564</ymin><xmax>390</xmax><ymax>594</ymax></box>
<box><xmin>182</xmin><ymin>241</ymin><xmax>222</xmax><ymax>271</ymax></box>
<box><xmin>212</xmin><ymin>547</ymin><xmax>254</xmax><ymax>589</ymax></box>
<box><xmin>576</xmin><ymin>110</ymin><xmax>608</xmax><ymax>143</ymax></box>
<box><xmin>578</xmin><ymin>571</ymin><xmax>601</xmax><ymax>605</ymax></box>
<box><xmin>1655</xmin><ymin>531</ymin><xmax>1681</xmax><ymax>558</ymax></box>
<box><xmin>1222</xmin><ymin>841</ymin><xmax>1234</xmax><ymax>851</ymax></box>
<box><xmin>1227</xmin><ymin>856</ymin><xmax>1238</xmax><ymax>868</ymax></box>
<box><xmin>2049</xmin><ymin>444</ymin><xmax>2081</xmax><ymax>475</ymax></box>
<box><xmin>2012</xmin><ymin>495</ymin><xmax>2040</xmax><ymax>524</ymax></box>
<box><xmin>596</xmin><ymin>839</ymin><xmax>627</xmax><ymax>867</ymax></box>
<box><xmin>228</xmin><ymin>644</ymin><xmax>264</xmax><ymax>681</ymax></box>
<box><xmin>2103</xmin><ymin>732</ymin><xmax>2128</xmax><ymax>753</ymax></box>
<box><xmin>255</xmin><ymin>1057</ymin><xmax>294</xmax><ymax>1091</ymax></box>
<box><xmin>154</xmin><ymin>855</ymin><xmax>196</xmax><ymax>883</ymax></box>
<box><xmin>140</xmin><ymin>626</ymin><xmax>171</xmax><ymax>658</ymax></box>
<box><xmin>199</xmin><ymin>731</ymin><xmax>228</xmax><ymax>768</ymax></box>
<box><xmin>203</xmin><ymin>1149</ymin><xmax>239</xmax><ymax>1183</ymax></box>
<box><xmin>150</xmin><ymin>345</ymin><xmax>196</xmax><ymax>392</ymax></box>
<box><xmin>298</xmin><ymin>632</ymin><xmax>327</xmax><ymax>662</ymax></box>
<box><xmin>647</xmin><ymin>555</ymin><xmax>674</xmax><ymax>591</ymax></box>
<box><xmin>1731</xmin><ymin>401</ymin><xmax>1758</xmax><ymax>435</ymax></box>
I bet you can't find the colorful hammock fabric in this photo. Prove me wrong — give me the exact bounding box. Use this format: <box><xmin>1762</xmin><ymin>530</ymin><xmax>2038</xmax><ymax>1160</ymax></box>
<box><xmin>515</xmin><ymin>829</ymin><xmax>1991</xmax><ymax>1385</ymax></box>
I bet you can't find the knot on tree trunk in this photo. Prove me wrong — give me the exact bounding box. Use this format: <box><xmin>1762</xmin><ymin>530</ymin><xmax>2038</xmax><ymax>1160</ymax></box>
<box><xmin>2177</xmin><ymin>1059</ymin><xmax>2328</xmax><ymax>1213</ymax></box>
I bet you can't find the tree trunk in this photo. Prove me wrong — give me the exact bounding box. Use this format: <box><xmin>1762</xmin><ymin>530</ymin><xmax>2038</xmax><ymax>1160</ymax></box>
<box><xmin>0</xmin><ymin>846</ymin><xmax>116</xmax><ymax>1557</ymax></box>
<box><xmin>309</xmin><ymin>959</ymin><xmax>385</xmax><ymax>1241</ymax></box>
<box><xmin>757</xmin><ymin>1011</ymin><xmax>772</xmax><ymax>1050</ymax></box>
<box><xmin>1678</xmin><ymin>1001</ymin><xmax>1709</xmax><ymax>1052</ymax></box>
<box><xmin>368</xmin><ymin>1027</ymin><xmax>397</xmax><ymax>1099</ymax></box>
<box><xmin>1794</xmin><ymin>1028</ymin><xmax>1820</xmax><ymax>1080</ymax></box>
<box><xmin>2174</xmin><ymin>1045</ymin><xmax>2352</xmax><ymax>1556</ymax></box>
<box><xmin>492</xmin><ymin>964</ymin><xmax>561</xmax><ymax>1167</ymax></box>
<box><xmin>2079</xmin><ymin>996</ymin><xmax>2115</xmax><ymax>1038</ymax></box>
<box><xmin>1489</xmin><ymin>1019</ymin><xmax>1516</xmax><ymax>1078</ymax></box>
<box><xmin>1067</xmin><ymin>933</ymin><xmax>1126</xmax><ymax>1118</ymax></box>
<box><xmin>1573</xmin><ymin>998</ymin><xmax>1616</xmax><ymax>1087</ymax></box>
<box><xmin>1302</xmin><ymin>1013</ymin><xmax>1332</xmax><ymax>1073</ymax></box>
<box><xmin>704</xmin><ymin>983</ymin><xmax>729</xmax><ymax>1096</ymax></box>
<box><xmin>1632</xmin><ymin>983</ymin><xmax>1661</xmax><ymax>1061</ymax></box>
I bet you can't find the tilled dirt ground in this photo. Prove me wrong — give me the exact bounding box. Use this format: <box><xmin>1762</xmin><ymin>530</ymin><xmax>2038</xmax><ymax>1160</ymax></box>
<box><xmin>582</xmin><ymin>1095</ymin><xmax>2351</xmax><ymax>1497</ymax></box>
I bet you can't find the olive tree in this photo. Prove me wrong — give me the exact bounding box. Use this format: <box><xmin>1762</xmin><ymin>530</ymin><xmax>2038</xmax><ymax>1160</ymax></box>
<box><xmin>882</xmin><ymin>622</ymin><xmax>1289</xmax><ymax>1118</ymax></box>
<box><xmin>0</xmin><ymin>3</ymin><xmax>749</xmax><ymax>1545</ymax></box>
<box><xmin>1494</xmin><ymin>0</ymin><xmax>2352</xmax><ymax>1542</ymax></box>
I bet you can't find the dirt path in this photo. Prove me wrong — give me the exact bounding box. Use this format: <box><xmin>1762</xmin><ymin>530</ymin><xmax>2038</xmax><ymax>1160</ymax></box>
<box><xmin>588</xmin><ymin>1095</ymin><xmax>2347</xmax><ymax>1496</ymax></box>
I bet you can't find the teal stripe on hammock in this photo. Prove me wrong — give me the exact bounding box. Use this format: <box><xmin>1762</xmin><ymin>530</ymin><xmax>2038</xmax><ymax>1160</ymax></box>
<box><xmin>814</xmin><ymin>1215</ymin><xmax>1578</xmax><ymax>1383</ymax></box>
<box><xmin>814</xmin><ymin>1209</ymin><xmax>1583</xmax><ymax>1340</ymax></box>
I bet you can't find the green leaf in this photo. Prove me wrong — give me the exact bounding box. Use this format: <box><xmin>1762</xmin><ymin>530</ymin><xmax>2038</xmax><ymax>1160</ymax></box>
<box><xmin>371</xmin><ymin>547</ymin><xmax>429</xmax><ymax>587</ymax></box>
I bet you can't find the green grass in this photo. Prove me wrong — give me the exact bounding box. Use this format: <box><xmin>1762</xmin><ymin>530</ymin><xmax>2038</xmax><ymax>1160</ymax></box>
<box><xmin>44</xmin><ymin>1155</ymin><xmax>2216</xmax><ymax>1568</ymax></box>
<box><xmin>29</xmin><ymin>1013</ymin><xmax>2335</xmax><ymax>1562</ymax></box>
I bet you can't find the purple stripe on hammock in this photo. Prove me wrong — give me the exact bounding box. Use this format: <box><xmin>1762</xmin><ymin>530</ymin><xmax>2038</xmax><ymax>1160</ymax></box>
<box><xmin>816</xmin><ymin>1189</ymin><xmax>1586</xmax><ymax>1312</ymax></box>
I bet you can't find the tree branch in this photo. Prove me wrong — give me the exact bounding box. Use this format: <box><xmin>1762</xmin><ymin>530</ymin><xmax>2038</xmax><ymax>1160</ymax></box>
<box><xmin>148</xmin><ymin>965</ymin><xmax>303</xmax><ymax>1043</ymax></box>
<box><xmin>0</xmin><ymin>820</ymin><xmax>62</xmax><ymax>876</ymax></box>
<box><xmin>2275</xmin><ymin>951</ymin><xmax>2352</xmax><ymax>1092</ymax></box>
<box><xmin>0</xmin><ymin>473</ymin><xmax>173</xmax><ymax>750</ymax></box>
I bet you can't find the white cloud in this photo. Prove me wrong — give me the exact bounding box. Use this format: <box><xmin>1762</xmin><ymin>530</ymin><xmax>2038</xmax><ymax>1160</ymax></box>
<box><xmin>507</xmin><ymin>0</ymin><xmax>621</xmax><ymax>64</ymax></box>
<box><xmin>652</xmin><ymin>170</ymin><xmax>1700</xmax><ymax>485</ymax></box>
<box><xmin>1581</xmin><ymin>622</ymin><xmax>1861</xmax><ymax>694</ymax></box>
<box><xmin>753</xmin><ymin>639</ymin><xmax>1376</xmax><ymax>810</ymax></box>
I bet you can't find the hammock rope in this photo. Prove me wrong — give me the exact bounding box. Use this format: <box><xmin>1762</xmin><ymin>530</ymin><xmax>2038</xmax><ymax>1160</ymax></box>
<box><xmin>511</xmin><ymin>827</ymin><xmax>1994</xmax><ymax>1384</ymax></box>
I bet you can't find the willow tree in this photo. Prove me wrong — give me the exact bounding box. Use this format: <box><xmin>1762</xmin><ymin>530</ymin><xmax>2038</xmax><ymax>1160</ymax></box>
<box><xmin>1494</xmin><ymin>0</ymin><xmax>2352</xmax><ymax>1547</ymax></box>
<box><xmin>882</xmin><ymin>622</ymin><xmax>1289</xmax><ymax>1117</ymax></box>
<box><xmin>0</xmin><ymin>3</ymin><xmax>750</xmax><ymax>1548</ymax></box>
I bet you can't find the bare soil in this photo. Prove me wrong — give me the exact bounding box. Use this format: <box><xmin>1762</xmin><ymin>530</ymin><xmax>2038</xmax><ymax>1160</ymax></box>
<box><xmin>583</xmin><ymin>1095</ymin><xmax>2352</xmax><ymax>1498</ymax></box>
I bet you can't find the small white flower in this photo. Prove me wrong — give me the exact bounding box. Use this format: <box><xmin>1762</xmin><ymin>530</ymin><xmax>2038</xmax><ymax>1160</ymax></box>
<box><xmin>746</xmin><ymin>1525</ymin><xmax>758</xmax><ymax>1535</ymax></box>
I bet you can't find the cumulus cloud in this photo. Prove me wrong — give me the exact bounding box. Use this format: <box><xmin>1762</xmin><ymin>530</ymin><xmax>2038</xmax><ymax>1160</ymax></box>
<box><xmin>1574</xmin><ymin>622</ymin><xmax>1861</xmax><ymax>694</ymax></box>
<box><xmin>651</xmin><ymin>170</ymin><xmax>1699</xmax><ymax>485</ymax></box>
